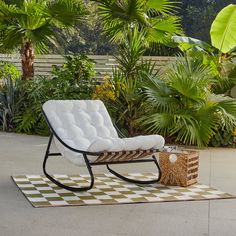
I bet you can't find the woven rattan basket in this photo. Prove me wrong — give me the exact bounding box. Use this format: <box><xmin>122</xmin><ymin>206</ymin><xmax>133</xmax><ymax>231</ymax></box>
<box><xmin>159</xmin><ymin>150</ymin><xmax>199</xmax><ymax>187</ymax></box>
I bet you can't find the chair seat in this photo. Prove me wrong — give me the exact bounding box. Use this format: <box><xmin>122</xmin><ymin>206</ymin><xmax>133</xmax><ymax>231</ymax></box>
<box><xmin>88</xmin><ymin>135</ymin><xmax>165</xmax><ymax>152</ymax></box>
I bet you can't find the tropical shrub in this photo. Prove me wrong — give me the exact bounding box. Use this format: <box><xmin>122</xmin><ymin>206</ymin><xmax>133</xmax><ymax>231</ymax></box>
<box><xmin>52</xmin><ymin>55</ymin><xmax>95</xmax><ymax>81</ymax></box>
<box><xmin>93</xmin><ymin>71</ymin><xmax>144</xmax><ymax>136</ymax></box>
<box><xmin>140</xmin><ymin>57</ymin><xmax>236</xmax><ymax>147</ymax></box>
<box><xmin>93</xmin><ymin>29</ymin><xmax>157</xmax><ymax>136</ymax></box>
<box><xmin>0</xmin><ymin>77</ymin><xmax>21</xmax><ymax>131</ymax></box>
<box><xmin>0</xmin><ymin>62</ymin><xmax>21</xmax><ymax>131</ymax></box>
<box><xmin>51</xmin><ymin>54</ymin><xmax>96</xmax><ymax>98</ymax></box>
<box><xmin>91</xmin><ymin>0</ymin><xmax>183</xmax><ymax>136</ymax></box>
<box><xmin>93</xmin><ymin>75</ymin><xmax>118</xmax><ymax>102</ymax></box>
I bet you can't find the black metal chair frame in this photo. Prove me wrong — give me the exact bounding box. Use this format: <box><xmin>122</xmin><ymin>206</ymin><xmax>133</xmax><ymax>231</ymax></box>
<box><xmin>43</xmin><ymin>111</ymin><xmax>162</xmax><ymax>192</ymax></box>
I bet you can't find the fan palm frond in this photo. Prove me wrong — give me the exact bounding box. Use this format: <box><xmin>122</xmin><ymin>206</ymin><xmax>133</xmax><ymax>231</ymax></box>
<box><xmin>0</xmin><ymin>25</ymin><xmax>23</xmax><ymax>51</ymax></box>
<box><xmin>142</xmin><ymin>74</ymin><xmax>180</xmax><ymax>113</ymax></box>
<box><xmin>163</xmin><ymin>58</ymin><xmax>213</xmax><ymax>103</ymax></box>
<box><xmin>171</xmin><ymin>106</ymin><xmax>219</xmax><ymax>146</ymax></box>
<box><xmin>139</xmin><ymin>112</ymin><xmax>175</xmax><ymax>137</ymax></box>
<box><xmin>94</xmin><ymin>0</ymin><xmax>181</xmax><ymax>44</ymax></box>
<box><xmin>210</xmin><ymin>94</ymin><xmax>236</xmax><ymax>131</ymax></box>
<box><xmin>147</xmin><ymin>0</ymin><xmax>179</xmax><ymax>15</ymax></box>
<box><xmin>46</xmin><ymin>0</ymin><xmax>88</xmax><ymax>27</ymax></box>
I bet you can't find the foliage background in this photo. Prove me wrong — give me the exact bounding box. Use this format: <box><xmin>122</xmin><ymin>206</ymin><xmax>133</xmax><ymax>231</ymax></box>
<box><xmin>53</xmin><ymin>0</ymin><xmax>235</xmax><ymax>55</ymax></box>
<box><xmin>1</xmin><ymin>0</ymin><xmax>233</xmax><ymax>55</ymax></box>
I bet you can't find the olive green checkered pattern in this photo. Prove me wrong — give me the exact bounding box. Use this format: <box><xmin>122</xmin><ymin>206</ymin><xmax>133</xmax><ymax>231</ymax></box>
<box><xmin>12</xmin><ymin>173</ymin><xmax>235</xmax><ymax>208</ymax></box>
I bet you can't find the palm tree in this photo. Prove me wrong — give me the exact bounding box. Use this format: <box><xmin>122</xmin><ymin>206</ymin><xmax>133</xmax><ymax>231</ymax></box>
<box><xmin>93</xmin><ymin>0</ymin><xmax>181</xmax><ymax>45</ymax></box>
<box><xmin>140</xmin><ymin>57</ymin><xmax>236</xmax><ymax>146</ymax></box>
<box><xmin>0</xmin><ymin>0</ymin><xmax>87</xmax><ymax>80</ymax></box>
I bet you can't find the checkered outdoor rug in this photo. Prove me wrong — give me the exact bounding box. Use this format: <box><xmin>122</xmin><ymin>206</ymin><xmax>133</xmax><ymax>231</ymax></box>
<box><xmin>12</xmin><ymin>173</ymin><xmax>235</xmax><ymax>208</ymax></box>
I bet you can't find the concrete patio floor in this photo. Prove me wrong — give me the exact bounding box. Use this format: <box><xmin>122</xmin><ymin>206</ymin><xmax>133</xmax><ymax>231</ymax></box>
<box><xmin>0</xmin><ymin>132</ymin><xmax>236</xmax><ymax>236</ymax></box>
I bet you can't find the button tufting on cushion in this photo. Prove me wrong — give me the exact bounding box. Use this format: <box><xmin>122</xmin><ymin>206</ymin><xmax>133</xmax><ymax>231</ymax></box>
<box><xmin>43</xmin><ymin>100</ymin><xmax>165</xmax><ymax>166</ymax></box>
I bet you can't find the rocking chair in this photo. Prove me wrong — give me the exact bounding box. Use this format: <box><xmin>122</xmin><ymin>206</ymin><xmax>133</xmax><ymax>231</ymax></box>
<box><xmin>42</xmin><ymin>100</ymin><xmax>165</xmax><ymax>191</ymax></box>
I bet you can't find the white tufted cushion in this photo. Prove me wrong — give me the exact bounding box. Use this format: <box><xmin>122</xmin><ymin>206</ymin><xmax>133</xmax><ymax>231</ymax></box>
<box><xmin>87</xmin><ymin>135</ymin><xmax>165</xmax><ymax>152</ymax></box>
<box><xmin>43</xmin><ymin>100</ymin><xmax>165</xmax><ymax>166</ymax></box>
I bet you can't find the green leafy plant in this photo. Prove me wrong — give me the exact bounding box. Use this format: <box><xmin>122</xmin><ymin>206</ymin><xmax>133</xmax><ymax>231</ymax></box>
<box><xmin>0</xmin><ymin>62</ymin><xmax>21</xmax><ymax>80</ymax></box>
<box><xmin>114</xmin><ymin>29</ymin><xmax>146</xmax><ymax>80</ymax></box>
<box><xmin>0</xmin><ymin>77</ymin><xmax>21</xmax><ymax>131</ymax></box>
<box><xmin>140</xmin><ymin>57</ymin><xmax>236</xmax><ymax>147</ymax></box>
<box><xmin>53</xmin><ymin>55</ymin><xmax>95</xmax><ymax>81</ymax></box>
<box><xmin>210</xmin><ymin>130</ymin><xmax>234</xmax><ymax>147</ymax></box>
<box><xmin>51</xmin><ymin>54</ymin><xmax>96</xmax><ymax>99</ymax></box>
<box><xmin>210</xmin><ymin>4</ymin><xmax>236</xmax><ymax>54</ymax></box>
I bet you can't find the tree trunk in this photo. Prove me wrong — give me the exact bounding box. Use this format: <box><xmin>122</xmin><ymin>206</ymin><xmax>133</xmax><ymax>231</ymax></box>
<box><xmin>21</xmin><ymin>41</ymin><xmax>35</xmax><ymax>80</ymax></box>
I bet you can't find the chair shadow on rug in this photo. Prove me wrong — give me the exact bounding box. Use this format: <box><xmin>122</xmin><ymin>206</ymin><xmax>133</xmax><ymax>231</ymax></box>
<box><xmin>42</xmin><ymin>100</ymin><xmax>165</xmax><ymax>192</ymax></box>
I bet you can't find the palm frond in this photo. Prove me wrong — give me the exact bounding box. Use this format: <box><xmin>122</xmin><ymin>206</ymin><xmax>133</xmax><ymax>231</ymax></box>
<box><xmin>0</xmin><ymin>0</ymin><xmax>21</xmax><ymax>22</ymax></box>
<box><xmin>172</xmin><ymin>106</ymin><xmax>219</xmax><ymax>146</ymax></box>
<box><xmin>163</xmin><ymin>58</ymin><xmax>213</xmax><ymax>103</ymax></box>
<box><xmin>139</xmin><ymin>112</ymin><xmax>175</xmax><ymax>137</ymax></box>
<box><xmin>25</xmin><ymin>24</ymin><xmax>58</xmax><ymax>53</ymax></box>
<box><xmin>151</xmin><ymin>15</ymin><xmax>181</xmax><ymax>34</ymax></box>
<box><xmin>210</xmin><ymin>95</ymin><xmax>236</xmax><ymax>131</ymax></box>
<box><xmin>46</xmin><ymin>0</ymin><xmax>88</xmax><ymax>27</ymax></box>
<box><xmin>98</xmin><ymin>0</ymin><xmax>146</xmax><ymax>24</ymax></box>
<box><xmin>142</xmin><ymin>74</ymin><xmax>181</xmax><ymax>113</ymax></box>
<box><xmin>147</xmin><ymin>0</ymin><xmax>179</xmax><ymax>15</ymax></box>
<box><xmin>136</xmin><ymin>59</ymin><xmax>157</xmax><ymax>79</ymax></box>
<box><xmin>0</xmin><ymin>25</ymin><xmax>23</xmax><ymax>51</ymax></box>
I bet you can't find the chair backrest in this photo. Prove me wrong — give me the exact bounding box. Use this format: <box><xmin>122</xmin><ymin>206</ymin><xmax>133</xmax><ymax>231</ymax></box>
<box><xmin>43</xmin><ymin>100</ymin><xmax>118</xmax><ymax>153</ymax></box>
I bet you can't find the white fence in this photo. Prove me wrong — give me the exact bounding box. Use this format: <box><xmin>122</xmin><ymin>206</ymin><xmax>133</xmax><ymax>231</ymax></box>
<box><xmin>0</xmin><ymin>54</ymin><xmax>175</xmax><ymax>80</ymax></box>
